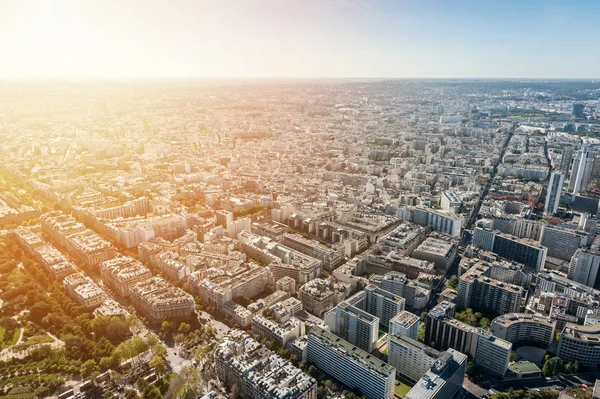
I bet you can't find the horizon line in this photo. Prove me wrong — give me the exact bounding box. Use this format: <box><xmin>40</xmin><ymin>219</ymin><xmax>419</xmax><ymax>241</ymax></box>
<box><xmin>0</xmin><ymin>76</ymin><xmax>599</xmax><ymax>83</ymax></box>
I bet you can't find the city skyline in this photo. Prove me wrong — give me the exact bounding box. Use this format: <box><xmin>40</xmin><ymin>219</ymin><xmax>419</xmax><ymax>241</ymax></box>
<box><xmin>1</xmin><ymin>0</ymin><xmax>600</xmax><ymax>79</ymax></box>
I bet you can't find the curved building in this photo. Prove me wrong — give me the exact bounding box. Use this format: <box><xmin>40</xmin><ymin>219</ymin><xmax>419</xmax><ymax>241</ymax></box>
<box><xmin>490</xmin><ymin>313</ymin><xmax>556</xmax><ymax>348</ymax></box>
<box><xmin>557</xmin><ymin>323</ymin><xmax>600</xmax><ymax>369</ymax></box>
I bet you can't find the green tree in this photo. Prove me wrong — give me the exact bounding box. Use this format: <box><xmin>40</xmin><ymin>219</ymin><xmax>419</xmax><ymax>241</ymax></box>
<box><xmin>308</xmin><ymin>364</ymin><xmax>318</xmax><ymax>378</ymax></box>
<box><xmin>564</xmin><ymin>361</ymin><xmax>579</xmax><ymax>374</ymax></box>
<box><xmin>81</xmin><ymin>359</ymin><xmax>100</xmax><ymax>378</ymax></box>
<box><xmin>143</xmin><ymin>386</ymin><xmax>163</xmax><ymax>399</ymax></box>
<box><xmin>480</xmin><ymin>317</ymin><xmax>491</xmax><ymax>330</ymax></box>
<box><xmin>447</xmin><ymin>275</ymin><xmax>459</xmax><ymax>290</ymax></box>
<box><xmin>150</xmin><ymin>355</ymin><xmax>168</xmax><ymax>376</ymax></box>
<box><xmin>137</xmin><ymin>378</ymin><xmax>149</xmax><ymax>393</ymax></box>
<box><xmin>542</xmin><ymin>357</ymin><xmax>563</xmax><ymax>377</ymax></box>
<box><xmin>466</xmin><ymin>361</ymin><xmax>476</xmax><ymax>378</ymax></box>
<box><xmin>124</xmin><ymin>389</ymin><xmax>139</xmax><ymax>399</ymax></box>
<box><xmin>30</xmin><ymin>301</ymin><xmax>50</xmax><ymax>323</ymax></box>
<box><xmin>178</xmin><ymin>322</ymin><xmax>191</xmax><ymax>334</ymax></box>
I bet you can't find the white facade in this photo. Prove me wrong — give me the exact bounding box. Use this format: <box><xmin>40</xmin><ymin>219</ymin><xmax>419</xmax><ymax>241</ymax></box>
<box><xmin>545</xmin><ymin>171</ymin><xmax>565</xmax><ymax>215</ymax></box>
<box><xmin>568</xmin><ymin>249</ymin><xmax>600</xmax><ymax>287</ymax></box>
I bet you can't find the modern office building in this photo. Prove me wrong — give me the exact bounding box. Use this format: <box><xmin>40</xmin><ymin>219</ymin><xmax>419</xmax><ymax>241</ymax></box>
<box><xmin>412</xmin><ymin>236</ymin><xmax>458</xmax><ymax>272</ymax></box>
<box><xmin>307</xmin><ymin>327</ymin><xmax>396</xmax><ymax>399</ymax></box>
<box><xmin>568</xmin><ymin>248</ymin><xmax>600</xmax><ymax>288</ymax></box>
<box><xmin>397</xmin><ymin>206</ymin><xmax>463</xmax><ymax>237</ymax></box>
<box><xmin>569</xmin><ymin>148</ymin><xmax>597</xmax><ymax>195</ymax></box>
<box><xmin>545</xmin><ymin>172</ymin><xmax>565</xmax><ymax>215</ymax></box>
<box><xmin>572</xmin><ymin>103</ymin><xmax>585</xmax><ymax>117</ymax></box>
<box><xmin>440</xmin><ymin>191</ymin><xmax>461</xmax><ymax>214</ymax></box>
<box><xmin>405</xmin><ymin>349</ymin><xmax>467</xmax><ymax>399</ymax></box>
<box><xmin>472</xmin><ymin>227</ymin><xmax>547</xmax><ymax>271</ymax></box>
<box><xmin>389</xmin><ymin>310</ymin><xmax>420</xmax><ymax>340</ymax></box>
<box><xmin>490</xmin><ymin>313</ymin><xmax>556</xmax><ymax>348</ymax></box>
<box><xmin>557</xmin><ymin>323</ymin><xmax>600</xmax><ymax>369</ymax></box>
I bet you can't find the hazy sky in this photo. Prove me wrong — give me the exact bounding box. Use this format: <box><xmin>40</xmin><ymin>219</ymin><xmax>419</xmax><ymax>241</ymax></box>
<box><xmin>1</xmin><ymin>0</ymin><xmax>599</xmax><ymax>79</ymax></box>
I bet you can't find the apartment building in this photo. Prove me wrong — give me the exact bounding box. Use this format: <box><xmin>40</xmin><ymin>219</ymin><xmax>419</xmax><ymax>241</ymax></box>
<box><xmin>405</xmin><ymin>349</ymin><xmax>468</xmax><ymax>399</ymax></box>
<box><xmin>363</xmin><ymin>284</ymin><xmax>405</xmax><ymax>328</ymax></box>
<box><xmin>324</xmin><ymin>296</ymin><xmax>379</xmax><ymax>353</ymax></box>
<box><xmin>307</xmin><ymin>327</ymin><xmax>395</xmax><ymax>399</ymax></box>
<box><xmin>457</xmin><ymin>263</ymin><xmax>524</xmax><ymax>315</ymax></box>
<box><xmin>276</xmin><ymin>276</ymin><xmax>296</xmax><ymax>295</ymax></box>
<box><xmin>426</xmin><ymin>301</ymin><xmax>512</xmax><ymax>378</ymax></box>
<box><xmin>100</xmin><ymin>257</ymin><xmax>153</xmax><ymax>298</ymax></box>
<box><xmin>299</xmin><ymin>278</ymin><xmax>350</xmax><ymax>318</ymax></box>
<box><xmin>282</xmin><ymin>233</ymin><xmax>342</xmax><ymax>271</ymax></box>
<box><xmin>238</xmin><ymin>231</ymin><xmax>322</xmax><ymax>284</ymax></box>
<box><xmin>65</xmin><ymin>229</ymin><xmax>117</xmax><ymax>271</ymax></box>
<box><xmin>557</xmin><ymin>323</ymin><xmax>600</xmax><ymax>369</ymax></box>
<box><xmin>568</xmin><ymin>248</ymin><xmax>600</xmax><ymax>288</ymax></box>
<box><xmin>215</xmin><ymin>330</ymin><xmax>317</xmax><ymax>399</ymax></box>
<box><xmin>189</xmin><ymin>262</ymin><xmax>271</xmax><ymax>310</ymax></box>
<box><xmin>397</xmin><ymin>206</ymin><xmax>463</xmax><ymax>237</ymax></box>
<box><xmin>41</xmin><ymin>212</ymin><xmax>86</xmax><ymax>248</ymax></box>
<box><xmin>251</xmin><ymin>314</ymin><xmax>304</xmax><ymax>346</ymax></box>
<box><xmin>388</xmin><ymin>333</ymin><xmax>440</xmax><ymax>383</ymax></box>
<box><xmin>63</xmin><ymin>272</ymin><xmax>106</xmax><ymax>309</ymax></box>
<box><xmin>158</xmin><ymin>251</ymin><xmax>189</xmax><ymax>281</ymax></box>
<box><xmin>540</xmin><ymin>225</ymin><xmax>588</xmax><ymax>261</ymax></box>
<box><xmin>369</xmin><ymin>271</ymin><xmax>431</xmax><ymax>310</ymax></box>
<box><xmin>490</xmin><ymin>313</ymin><xmax>556</xmax><ymax>348</ymax></box>
<box><xmin>129</xmin><ymin>276</ymin><xmax>195</xmax><ymax>324</ymax></box>
<box><xmin>390</xmin><ymin>310</ymin><xmax>420</xmax><ymax>340</ymax></box>
<box><xmin>472</xmin><ymin>227</ymin><xmax>547</xmax><ymax>271</ymax></box>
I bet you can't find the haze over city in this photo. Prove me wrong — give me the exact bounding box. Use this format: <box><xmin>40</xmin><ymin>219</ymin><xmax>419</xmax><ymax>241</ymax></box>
<box><xmin>2</xmin><ymin>2</ymin><xmax>600</xmax><ymax>399</ymax></box>
<box><xmin>1</xmin><ymin>0</ymin><xmax>599</xmax><ymax>79</ymax></box>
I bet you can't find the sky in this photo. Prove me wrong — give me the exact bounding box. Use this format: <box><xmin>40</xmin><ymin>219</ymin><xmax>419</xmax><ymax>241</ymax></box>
<box><xmin>0</xmin><ymin>0</ymin><xmax>599</xmax><ymax>79</ymax></box>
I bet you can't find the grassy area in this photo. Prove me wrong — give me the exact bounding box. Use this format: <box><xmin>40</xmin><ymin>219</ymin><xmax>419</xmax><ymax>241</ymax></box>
<box><xmin>394</xmin><ymin>380</ymin><xmax>412</xmax><ymax>398</ymax></box>
<box><xmin>13</xmin><ymin>334</ymin><xmax>54</xmax><ymax>350</ymax></box>
<box><xmin>0</xmin><ymin>328</ymin><xmax>20</xmax><ymax>349</ymax></box>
